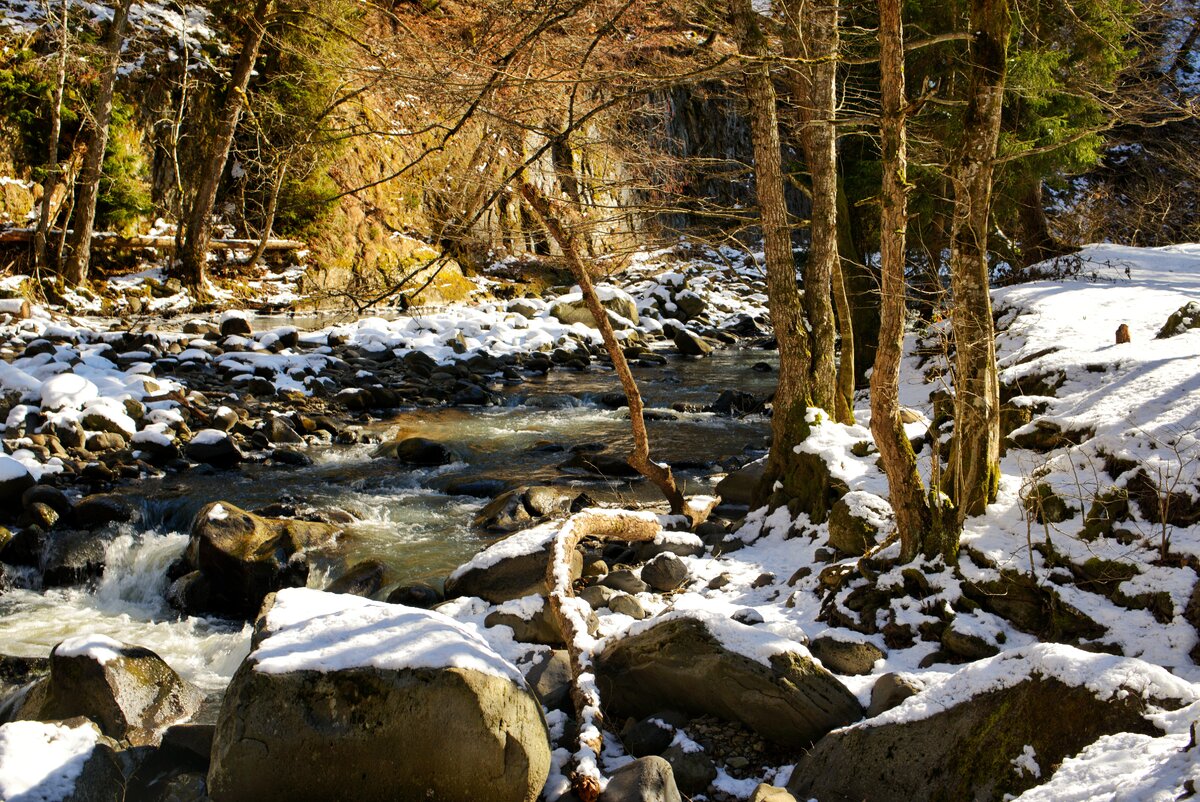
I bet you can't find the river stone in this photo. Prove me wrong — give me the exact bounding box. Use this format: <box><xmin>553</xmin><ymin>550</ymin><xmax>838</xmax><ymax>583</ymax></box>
<box><xmin>12</xmin><ymin>635</ymin><xmax>202</xmax><ymax>746</ymax></box>
<box><xmin>184</xmin><ymin>430</ymin><xmax>243</xmax><ymax>469</ymax></box>
<box><xmin>0</xmin><ymin>458</ymin><xmax>35</xmax><ymax>506</ymax></box>
<box><xmin>372</xmin><ymin>436</ymin><xmax>456</xmax><ymax>466</ymax></box>
<box><xmin>474</xmin><ymin>488</ymin><xmax>533</xmax><ymax>533</ymax></box>
<box><xmin>41</xmin><ymin>529</ymin><xmax>112</xmax><ymax>587</ymax></box>
<box><xmin>326</xmin><ymin>560</ymin><xmax>387</xmax><ymax>597</ymax></box>
<box><xmin>264</xmin><ymin>416</ymin><xmax>304</xmax><ymax>445</ymax></box>
<box><xmin>827</xmin><ymin>492</ymin><xmax>892</xmax><ymax>556</ymax></box>
<box><xmin>715</xmin><ymin>460</ymin><xmax>765</xmax><ymax>507</ymax></box>
<box><xmin>599</xmin><ymin>755</ymin><xmax>682</xmax><ymax>802</ymax></box>
<box><xmin>601</xmin><ymin>569</ymin><xmax>650</xmax><ymax>595</ymax></box>
<box><xmin>445</xmin><ymin>528</ymin><xmax>583</xmax><ymax>604</ymax></box>
<box><xmin>672</xmin><ymin>329</ymin><xmax>713</xmax><ymax>357</ymax></box>
<box><xmin>641</xmin><ymin>553</ymin><xmax>689</xmax><ymax>592</ymax></box>
<box><xmin>0</xmin><ymin>718</ymin><xmax>125</xmax><ymax>802</ymax></box>
<box><xmin>72</xmin><ymin>494</ymin><xmax>136</xmax><ymax>529</ymax></box>
<box><xmin>867</xmin><ymin>673</ymin><xmax>923</xmax><ymax>717</ymax></box>
<box><xmin>176</xmin><ymin>501</ymin><xmax>340</xmax><ymax>618</ymax></box>
<box><xmin>594</xmin><ymin>613</ymin><xmax>862</xmax><ymax>748</ymax></box>
<box><xmin>524</xmin><ymin>650</ymin><xmax>572</xmax><ymax>712</ymax></box>
<box><xmin>550</xmin><ymin>288</ymin><xmax>639</xmax><ymax>329</ymax></box>
<box><xmin>385</xmin><ymin>583</ymin><xmax>442</xmax><ymax>608</ymax></box>
<box><xmin>787</xmin><ymin>646</ymin><xmax>1185</xmax><ymax>802</ymax></box>
<box><xmin>609</xmin><ymin>592</ymin><xmax>649</xmax><ymax>620</ymax></box>
<box><xmin>208</xmin><ymin>589</ymin><xmax>550</xmax><ymax>802</ymax></box>
<box><xmin>808</xmin><ymin>636</ymin><xmax>886</xmax><ymax>676</ymax></box>
<box><xmin>580</xmin><ymin>584</ymin><xmax>616</xmax><ymax>608</ymax></box>
<box><xmin>219</xmin><ymin>316</ymin><xmax>253</xmax><ymax>337</ymax></box>
<box><xmin>661</xmin><ymin>744</ymin><xmax>717</xmax><ymax>795</ymax></box>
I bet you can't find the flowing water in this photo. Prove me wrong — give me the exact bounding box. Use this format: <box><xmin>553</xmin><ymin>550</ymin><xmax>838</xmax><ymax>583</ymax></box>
<box><xmin>0</xmin><ymin>348</ymin><xmax>776</xmax><ymax>690</ymax></box>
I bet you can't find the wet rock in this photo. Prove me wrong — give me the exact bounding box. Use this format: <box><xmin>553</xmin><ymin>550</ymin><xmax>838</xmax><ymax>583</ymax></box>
<box><xmin>264</xmin><ymin>416</ymin><xmax>304</xmax><ymax>445</ymax></box>
<box><xmin>41</xmin><ymin>529</ymin><xmax>113</xmax><ymax>587</ymax></box>
<box><xmin>594</xmin><ymin>613</ymin><xmax>862</xmax><ymax>748</ymax></box>
<box><xmin>808</xmin><ymin>636</ymin><xmax>886</xmax><ymax>676</ymax></box>
<box><xmin>172</xmin><ymin>501</ymin><xmax>340</xmax><ymax>619</ymax></box>
<box><xmin>24</xmin><ymin>485</ymin><xmax>72</xmax><ymax>519</ymax></box>
<box><xmin>672</xmin><ymin>329</ymin><xmax>712</xmax><ymax>357</ymax></box>
<box><xmin>599</xmin><ymin>756</ymin><xmax>682</xmax><ymax>802</ymax></box>
<box><xmin>710</xmin><ymin>390</ymin><xmax>761</xmax><ymax>416</ymax></box>
<box><xmin>12</xmin><ymin>635</ymin><xmax>202</xmax><ymax>746</ymax></box>
<box><xmin>208</xmin><ymin>588</ymin><xmax>550</xmax><ymax>802</ymax></box>
<box><xmin>185</xmin><ymin>430</ymin><xmax>243</xmax><ymax>469</ymax></box>
<box><xmin>386</xmin><ymin>583</ymin><xmax>443</xmax><ymax>608</ymax></box>
<box><xmin>72</xmin><ymin>494</ymin><xmax>136</xmax><ymax>529</ymax></box>
<box><xmin>558</xmin><ymin>451</ymin><xmax>640</xmax><ymax>479</ymax></box>
<box><xmin>270</xmin><ymin>447</ymin><xmax>312</xmax><ymax>467</ymax></box>
<box><xmin>0</xmin><ymin>718</ymin><xmax>125</xmax><ymax>802</ymax></box>
<box><xmin>641</xmin><ymin>552</ymin><xmax>689</xmax><ymax>592</ymax></box>
<box><xmin>372</xmin><ymin>437</ymin><xmax>457</xmax><ymax>466</ymax></box>
<box><xmin>327</xmin><ymin>560</ymin><xmax>388</xmax><ymax>597</ymax></box>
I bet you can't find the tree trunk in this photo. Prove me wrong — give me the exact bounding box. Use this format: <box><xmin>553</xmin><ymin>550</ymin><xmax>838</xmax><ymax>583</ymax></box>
<box><xmin>947</xmin><ymin>0</ymin><xmax>1009</xmax><ymax>532</ymax></box>
<box><xmin>731</xmin><ymin>0</ymin><xmax>817</xmax><ymax>511</ymax></box>
<box><xmin>871</xmin><ymin>0</ymin><xmax>934</xmax><ymax>562</ymax></box>
<box><xmin>1014</xmin><ymin>179</ymin><xmax>1069</xmax><ymax>267</ymax></box>
<box><xmin>518</xmin><ymin>182</ymin><xmax>686</xmax><ymax>516</ymax></box>
<box><xmin>177</xmin><ymin>0</ymin><xmax>272</xmax><ymax>293</ymax></box>
<box><xmin>783</xmin><ymin>0</ymin><xmax>840</xmax><ymax>417</ymax></box>
<box><xmin>34</xmin><ymin>0</ymin><xmax>69</xmax><ymax>273</ymax></box>
<box><xmin>248</xmin><ymin>161</ymin><xmax>287</xmax><ymax>267</ymax></box>
<box><xmin>838</xmin><ymin>181</ymin><xmax>879</xmax><ymax>387</ymax></box>
<box><xmin>60</xmin><ymin>0</ymin><xmax>134</xmax><ymax>286</ymax></box>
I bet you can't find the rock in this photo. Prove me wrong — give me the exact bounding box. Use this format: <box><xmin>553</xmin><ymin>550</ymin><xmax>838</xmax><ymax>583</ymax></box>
<box><xmin>715</xmin><ymin>461</ymin><xmax>764</xmax><ymax>507</ymax></box>
<box><xmin>472</xmin><ymin>486</ymin><xmax>570</xmax><ymax>534</ymax></box>
<box><xmin>580</xmin><ymin>584</ymin><xmax>616</xmax><ymax>609</ymax></box>
<box><xmin>808</xmin><ymin>636</ymin><xmax>886</xmax><ymax>676</ymax></box>
<box><xmin>559</xmin><ymin>451</ymin><xmax>640</xmax><ymax>478</ymax></box>
<box><xmin>0</xmin><ymin>718</ymin><xmax>125</xmax><ymax>802</ymax></box>
<box><xmin>788</xmin><ymin>646</ymin><xmax>1181</xmax><ymax>802</ymax></box>
<box><xmin>185</xmin><ymin>430</ymin><xmax>243</xmax><ymax>469</ymax></box>
<box><xmin>85</xmin><ymin>432</ymin><xmax>127</xmax><ymax>452</ymax></box>
<box><xmin>609</xmin><ymin>593</ymin><xmax>649</xmax><ymax>620</ymax></box>
<box><xmin>867</xmin><ymin>673</ymin><xmax>923</xmax><ymax>717</ymax></box>
<box><xmin>208</xmin><ymin>588</ymin><xmax>551</xmax><ymax>802</ymax></box>
<box><xmin>485</xmin><ymin>597</ymin><xmax>566</xmax><ymax>645</ymax></box>
<box><xmin>622</xmin><ymin>716</ymin><xmax>677</xmax><ymax>757</ymax></box>
<box><xmin>550</xmin><ymin>288</ymin><xmax>639</xmax><ymax>329</ymax></box>
<box><xmin>1023</xmin><ymin>482</ymin><xmax>1077</xmax><ymax>524</ymax></box>
<box><xmin>445</xmin><ymin>528</ymin><xmax>582</xmax><ymax>604</ymax></box>
<box><xmin>710</xmin><ymin>390</ymin><xmax>761</xmax><ymax>416</ymax></box>
<box><xmin>1115</xmin><ymin>323</ymin><xmax>1131</xmax><ymax>344</ymax></box>
<box><xmin>941</xmin><ymin>622</ymin><xmax>1001</xmax><ymax>660</ymax></box>
<box><xmin>827</xmin><ymin>492</ymin><xmax>892</xmax><ymax>556</ymax></box>
<box><xmin>270</xmin><ymin>447</ymin><xmax>312</xmax><ymax>467</ymax></box>
<box><xmin>41</xmin><ymin>529</ymin><xmax>112</xmax><ymax>587</ymax></box>
<box><xmin>641</xmin><ymin>553</ymin><xmax>689</xmax><ymax>592</ymax></box>
<box><xmin>601</xmin><ymin>569</ymin><xmax>649</xmax><ymax>595</ymax></box>
<box><xmin>372</xmin><ymin>437</ymin><xmax>457</xmax><ymax>466</ymax></box>
<box><xmin>219</xmin><ymin>315</ymin><xmax>253</xmax><ymax>337</ymax></box>
<box><xmin>0</xmin><ymin>456</ymin><xmax>35</xmax><ymax>506</ymax></box>
<box><xmin>599</xmin><ymin>756</ymin><xmax>682</xmax><ymax>802</ymax></box>
<box><xmin>174</xmin><ymin>501</ymin><xmax>340</xmax><ymax>619</ymax></box>
<box><xmin>24</xmin><ymin>485</ymin><xmax>72</xmax><ymax>519</ymax></box>
<box><xmin>12</xmin><ymin>635</ymin><xmax>202</xmax><ymax>746</ymax></box>
<box><xmin>1155</xmin><ymin>300</ymin><xmax>1200</xmax><ymax>338</ymax></box>
<box><xmin>524</xmin><ymin>650</ymin><xmax>572</xmax><ymax>712</ymax></box>
<box><xmin>672</xmin><ymin>329</ymin><xmax>713</xmax><ymax>357</ymax></box>
<box><xmin>385</xmin><ymin>583</ymin><xmax>442</xmax><ymax>608</ymax></box>
<box><xmin>1008</xmin><ymin>421</ymin><xmax>1094</xmax><ymax>453</ymax></box>
<box><xmin>661</xmin><ymin>744</ymin><xmax>717</xmax><ymax>796</ymax></box>
<box><xmin>72</xmin><ymin>494</ymin><xmax>136</xmax><ymax>529</ymax></box>
<box><xmin>594</xmin><ymin>613</ymin><xmax>862</xmax><ymax>748</ymax></box>
<box><xmin>750</xmin><ymin>785</ymin><xmax>798</xmax><ymax>802</ymax></box>
<box><xmin>264</xmin><ymin>416</ymin><xmax>304</xmax><ymax>445</ymax></box>
<box><xmin>326</xmin><ymin>560</ymin><xmax>387</xmax><ymax>597</ymax></box>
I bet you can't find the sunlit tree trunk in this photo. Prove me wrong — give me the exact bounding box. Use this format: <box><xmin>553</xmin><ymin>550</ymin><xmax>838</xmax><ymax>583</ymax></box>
<box><xmin>34</xmin><ymin>0</ymin><xmax>69</xmax><ymax>272</ymax></box>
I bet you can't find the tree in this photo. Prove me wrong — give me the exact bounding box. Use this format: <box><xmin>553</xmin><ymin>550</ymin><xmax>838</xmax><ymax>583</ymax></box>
<box><xmin>176</xmin><ymin>0</ymin><xmax>274</xmax><ymax>293</ymax></box>
<box><xmin>33</xmin><ymin>0</ymin><xmax>69</xmax><ymax>272</ymax></box>
<box><xmin>60</xmin><ymin>0</ymin><xmax>135</xmax><ymax>286</ymax></box>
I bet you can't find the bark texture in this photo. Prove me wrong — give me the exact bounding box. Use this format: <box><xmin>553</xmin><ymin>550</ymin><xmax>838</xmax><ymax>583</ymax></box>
<box><xmin>34</xmin><ymin>0</ymin><xmax>69</xmax><ymax>272</ymax></box>
<box><xmin>177</xmin><ymin>0</ymin><xmax>272</xmax><ymax>291</ymax></box>
<box><xmin>60</xmin><ymin>0</ymin><xmax>134</xmax><ymax>285</ymax></box>
<box><xmin>870</xmin><ymin>0</ymin><xmax>933</xmax><ymax>562</ymax></box>
<box><xmin>947</xmin><ymin>0</ymin><xmax>1009</xmax><ymax>531</ymax></box>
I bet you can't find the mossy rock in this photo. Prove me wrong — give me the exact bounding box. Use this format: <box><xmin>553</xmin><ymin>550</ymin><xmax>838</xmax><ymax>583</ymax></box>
<box><xmin>961</xmin><ymin>570</ymin><xmax>1105</xmax><ymax>642</ymax></box>
<box><xmin>1081</xmin><ymin>489</ymin><xmax>1131</xmax><ymax>540</ymax></box>
<box><xmin>1023</xmin><ymin>483</ymin><xmax>1076</xmax><ymax>525</ymax></box>
<box><xmin>1155</xmin><ymin>301</ymin><xmax>1200</xmax><ymax>338</ymax></box>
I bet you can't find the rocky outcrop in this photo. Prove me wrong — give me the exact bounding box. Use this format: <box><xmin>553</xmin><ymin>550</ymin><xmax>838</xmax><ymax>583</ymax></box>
<box><xmin>208</xmin><ymin>589</ymin><xmax>550</xmax><ymax>802</ymax></box>
<box><xmin>594</xmin><ymin>613</ymin><xmax>862</xmax><ymax>748</ymax></box>
<box><xmin>445</xmin><ymin>524</ymin><xmax>582</xmax><ymax>603</ymax></box>
<box><xmin>9</xmin><ymin>635</ymin><xmax>202</xmax><ymax>746</ymax></box>
<box><xmin>168</xmin><ymin>501</ymin><xmax>341</xmax><ymax>618</ymax></box>
<box><xmin>787</xmin><ymin>645</ymin><xmax>1194</xmax><ymax>802</ymax></box>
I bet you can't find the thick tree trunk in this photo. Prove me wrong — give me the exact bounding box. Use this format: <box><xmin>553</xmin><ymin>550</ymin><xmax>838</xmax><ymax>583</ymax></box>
<box><xmin>947</xmin><ymin>0</ymin><xmax>1009</xmax><ymax>531</ymax></box>
<box><xmin>60</xmin><ymin>0</ymin><xmax>134</xmax><ymax>286</ymax></box>
<box><xmin>518</xmin><ymin>182</ymin><xmax>686</xmax><ymax>516</ymax></box>
<box><xmin>177</xmin><ymin>0</ymin><xmax>272</xmax><ymax>293</ymax></box>
<box><xmin>731</xmin><ymin>0</ymin><xmax>816</xmax><ymax>510</ymax></box>
<box><xmin>783</xmin><ymin>0</ymin><xmax>840</xmax><ymax>418</ymax></box>
<box><xmin>871</xmin><ymin>0</ymin><xmax>933</xmax><ymax>562</ymax></box>
<box><xmin>34</xmin><ymin>0</ymin><xmax>69</xmax><ymax>272</ymax></box>
<box><xmin>1014</xmin><ymin>179</ymin><xmax>1069</xmax><ymax>267</ymax></box>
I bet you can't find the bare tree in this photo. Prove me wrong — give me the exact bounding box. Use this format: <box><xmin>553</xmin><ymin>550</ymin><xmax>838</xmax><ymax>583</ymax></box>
<box><xmin>33</xmin><ymin>0</ymin><xmax>69</xmax><ymax>272</ymax></box>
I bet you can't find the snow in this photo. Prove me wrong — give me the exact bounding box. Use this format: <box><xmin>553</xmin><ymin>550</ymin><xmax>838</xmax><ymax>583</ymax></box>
<box><xmin>190</xmin><ymin>429</ymin><xmax>229</xmax><ymax>446</ymax></box>
<box><xmin>40</xmin><ymin>373</ymin><xmax>98</xmax><ymax>410</ymax></box>
<box><xmin>252</xmin><ymin>587</ymin><xmax>526</xmax><ymax>684</ymax></box>
<box><xmin>1012</xmin><ymin>744</ymin><xmax>1042</xmax><ymax>779</ymax></box>
<box><xmin>0</xmin><ymin>455</ymin><xmax>30</xmax><ymax>483</ymax></box>
<box><xmin>0</xmin><ymin>721</ymin><xmax>100</xmax><ymax>802</ymax></box>
<box><xmin>53</xmin><ymin>633</ymin><xmax>125</xmax><ymax>663</ymax></box>
<box><xmin>448</xmin><ymin>520</ymin><xmax>559</xmax><ymax>580</ymax></box>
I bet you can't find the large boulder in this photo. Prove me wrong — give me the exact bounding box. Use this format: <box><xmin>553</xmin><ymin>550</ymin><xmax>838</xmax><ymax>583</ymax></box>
<box><xmin>827</xmin><ymin>492</ymin><xmax>893</xmax><ymax>556</ymax></box>
<box><xmin>445</xmin><ymin>522</ymin><xmax>582</xmax><ymax>603</ymax></box>
<box><xmin>185</xmin><ymin>429</ymin><xmax>243</xmax><ymax>469</ymax></box>
<box><xmin>594</xmin><ymin>612</ymin><xmax>862</xmax><ymax>748</ymax></box>
<box><xmin>715</xmin><ymin>460</ymin><xmax>765</xmax><ymax>507</ymax></box>
<box><xmin>787</xmin><ymin>644</ymin><xmax>1197</xmax><ymax>802</ymax></box>
<box><xmin>550</xmin><ymin>286</ymin><xmax>639</xmax><ymax>329</ymax></box>
<box><xmin>170</xmin><ymin>501</ymin><xmax>341</xmax><ymax>618</ymax></box>
<box><xmin>372</xmin><ymin>437</ymin><xmax>457</xmax><ymax>466</ymax></box>
<box><xmin>208</xmin><ymin>588</ymin><xmax>551</xmax><ymax>802</ymax></box>
<box><xmin>0</xmin><ymin>718</ymin><xmax>124</xmax><ymax>802</ymax></box>
<box><xmin>10</xmin><ymin>635</ymin><xmax>202</xmax><ymax>746</ymax></box>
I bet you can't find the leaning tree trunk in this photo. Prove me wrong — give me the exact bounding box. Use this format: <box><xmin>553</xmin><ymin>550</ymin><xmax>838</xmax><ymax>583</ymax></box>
<box><xmin>34</xmin><ymin>0</ymin><xmax>69</xmax><ymax>273</ymax></box>
<box><xmin>60</xmin><ymin>0</ymin><xmax>134</xmax><ymax>286</ymax></box>
<box><xmin>731</xmin><ymin>0</ymin><xmax>818</xmax><ymax>512</ymax></box>
<box><xmin>947</xmin><ymin>0</ymin><xmax>1009</xmax><ymax>532</ymax></box>
<box><xmin>871</xmin><ymin>0</ymin><xmax>934</xmax><ymax>562</ymax></box>
<box><xmin>783</xmin><ymin>0</ymin><xmax>842</xmax><ymax>419</ymax></box>
<box><xmin>177</xmin><ymin>0</ymin><xmax>272</xmax><ymax>293</ymax></box>
<box><xmin>518</xmin><ymin>182</ymin><xmax>686</xmax><ymax>516</ymax></box>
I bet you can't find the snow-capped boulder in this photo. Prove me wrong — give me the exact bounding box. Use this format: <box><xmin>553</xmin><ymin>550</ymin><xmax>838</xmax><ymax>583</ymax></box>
<box><xmin>0</xmin><ymin>456</ymin><xmax>35</xmax><ymax>506</ymax></box>
<box><xmin>170</xmin><ymin>501</ymin><xmax>341</xmax><ymax>618</ymax></box>
<box><xmin>550</xmin><ymin>286</ymin><xmax>639</xmax><ymax>329</ymax></box>
<box><xmin>184</xmin><ymin>429</ymin><xmax>243</xmax><ymax>469</ymax></box>
<box><xmin>593</xmin><ymin>612</ymin><xmax>862</xmax><ymax>748</ymax></box>
<box><xmin>208</xmin><ymin>589</ymin><xmax>550</xmax><ymax>802</ymax></box>
<box><xmin>787</xmin><ymin>645</ymin><xmax>1199</xmax><ymax>802</ymax></box>
<box><xmin>827</xmin><ymin>491</ymin><xmax>893</xmax><ymax>556</ymax></box>
<box><xmin>445</xmin><ymin>521</ymin><xmax>583</xmax><ymax>603</ymax></box>
<box><xmin>0</xmin><ymin>718</ymin><xmax>124</xmax><ymax>802</ymax></box>
<box><xmin>9</xmin><ymin>635</ymin><xmax>202</xmax><ymax>747</ymax></box>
